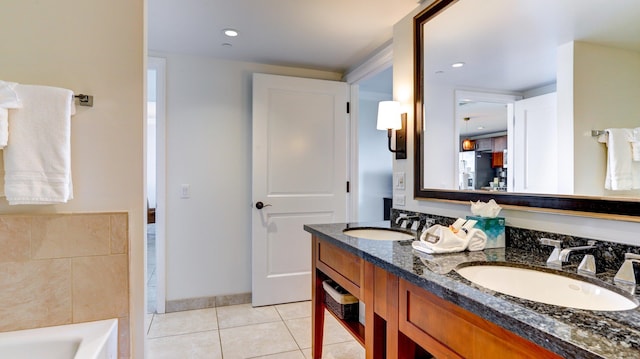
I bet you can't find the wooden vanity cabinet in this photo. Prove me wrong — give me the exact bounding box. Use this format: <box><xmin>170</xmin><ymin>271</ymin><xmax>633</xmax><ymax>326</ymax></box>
<box><xmin>312</xmin><ymin>235</ymin><xmax>562</xmax><ymax>359</ymax></box>
<box><xmin>312</xmin><ymin>236</ymin><xmax>365</xmax><ymax>359</ymax></box>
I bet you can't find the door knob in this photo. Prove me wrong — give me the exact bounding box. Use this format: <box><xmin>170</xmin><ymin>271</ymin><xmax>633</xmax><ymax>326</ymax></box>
<box><xmin>255</xmin><ymin>201</ymin><xmax>272</xmax><ymax>209</ymax></box>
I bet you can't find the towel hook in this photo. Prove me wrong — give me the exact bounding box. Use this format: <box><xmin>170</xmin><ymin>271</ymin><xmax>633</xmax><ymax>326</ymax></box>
<box><xmin>74</xmin><ymin>94</ymin><xmax>93</xmax><ymax>107</ymax></box>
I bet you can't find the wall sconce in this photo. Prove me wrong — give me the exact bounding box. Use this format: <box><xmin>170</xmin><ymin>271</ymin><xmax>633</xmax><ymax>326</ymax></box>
<box><xmin>376</xmin><ymin>101</ymin><xmax>407</xmax><ymax>160</ymax></box>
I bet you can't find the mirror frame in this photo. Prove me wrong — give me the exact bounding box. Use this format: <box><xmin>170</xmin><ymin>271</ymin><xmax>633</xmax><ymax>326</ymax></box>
<box><xmin>413</xmin><ymin>0</ymin><xmax>640</xmax><ymax>218</ymax></box>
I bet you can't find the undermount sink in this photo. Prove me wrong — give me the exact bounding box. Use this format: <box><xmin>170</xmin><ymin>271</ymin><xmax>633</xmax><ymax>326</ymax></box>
<box><xmin>343</xmin><ymin>227</ymin><xmax>415</xmax><ymax>241</ymax></box>
<box><xmin>456</xmin><ymin>262</ymin><xmax>639</xmax><ymax>311</ymax></box>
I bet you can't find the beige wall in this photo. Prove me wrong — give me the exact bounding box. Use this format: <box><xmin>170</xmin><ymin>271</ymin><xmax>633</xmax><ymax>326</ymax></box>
<box><xmin>393</xmin><ymin>1</ymin><xmax>640</xmax><ymax>244</ymax></box>
<box><xmin>151</xmin><ymin>52</ymin><xmax>342</xmax><ymax>303</ymax></box>
<box><xmin>0</xmin><ymin>213</ymin><xmax>130</xmax><ymax>358</ymax></box>
<box><xmin>0</xmin><ymin>1</ymin><xmax>145</xmax><ymax>357</ymax></box>
<box><xmin>572</xmin><ymin>42</ymin><xmax>640</xmax><ymax>197</ymax></box>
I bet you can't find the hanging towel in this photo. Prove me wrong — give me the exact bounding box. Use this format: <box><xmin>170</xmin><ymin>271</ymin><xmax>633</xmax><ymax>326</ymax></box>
<box><xmin>0</xmin><ymin>80</ymin><xmax>23</xmax><ymax>149</ymax></box>
<box><xmin>2</xmin><ymin>84</ymin><xmax>75</xmax><ymax>204</ymax></box>
<box><xmin>632</xmin><ymin>128</ymin><xmax>640</xmax><ymax>162</ymax></box>
<box><xmin>598</xmin><ymin>128</ymin><xmax>638</xmax><ymax>191</ymax></box>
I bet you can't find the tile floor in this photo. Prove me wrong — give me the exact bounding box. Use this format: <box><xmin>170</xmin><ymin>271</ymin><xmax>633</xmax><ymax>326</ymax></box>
<box><xmin>147</xmin><ymin>223</ymin><xmax>157</xmax><ymax>314</ymax></box>
<box><xmin>145</xmin><ymin>224</ymin><xmax>364</xmax><ymax>358</ymax></box>
<box><xmin>146</xmin><ymin>301</ymin><xmax>365</xmax><ymax>359</ymax></box>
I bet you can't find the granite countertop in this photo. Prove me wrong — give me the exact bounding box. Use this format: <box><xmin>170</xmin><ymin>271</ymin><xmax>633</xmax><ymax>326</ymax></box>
<box><xmin>304</xmin><ymin>221</ymin><xmax>640</xmax><ymax>359</ymax></box>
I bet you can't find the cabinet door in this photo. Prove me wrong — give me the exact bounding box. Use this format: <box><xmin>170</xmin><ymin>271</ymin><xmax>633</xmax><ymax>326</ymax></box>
<box><xmin>315</xmin><ymin>239</ymin><xmax>362</xmax><ymax>298</ymax></box>
<box><xmin>492</xmin><ymin>135</ymin><xmax>507</xmax><ymax>152</ymax></box>
<box><xmin>398</xmin><ymin>279</ymin><xmax>562</xmax><ymax>359</ymax></box>
<box><xmin>475</xmin><ymin>138</ymin><xmax>492</xmax><ymax>151</ymax></box>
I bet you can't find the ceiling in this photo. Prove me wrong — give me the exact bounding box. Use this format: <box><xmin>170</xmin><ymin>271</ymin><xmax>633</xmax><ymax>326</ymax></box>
<box><xmin>148</xmin><ymin>0</ymin><xmax>420</xmax><ymax>73</ymax></box>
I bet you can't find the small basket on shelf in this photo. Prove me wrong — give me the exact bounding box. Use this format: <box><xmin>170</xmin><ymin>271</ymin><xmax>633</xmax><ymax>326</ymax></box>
<box><xmin>322</xmin><ymin>280</ymin><xmax>359</xmax><ymax>321</ymax></box>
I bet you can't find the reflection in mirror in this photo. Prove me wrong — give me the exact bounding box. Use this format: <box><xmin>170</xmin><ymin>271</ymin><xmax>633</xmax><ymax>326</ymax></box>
<box><xmin>414</xmin><ymin>0</ymin><xmax>640</xmax><ymax>216</ymax></box>
<box><xmin>455</xmin><ymin>91</ymin><xmax>519</xmax><ymax>193</ymax></box>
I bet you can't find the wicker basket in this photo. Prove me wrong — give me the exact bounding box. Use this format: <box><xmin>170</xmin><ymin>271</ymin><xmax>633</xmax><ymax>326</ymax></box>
<box><xmin>322</xmin><ymin>280</ymin><xmax>359</xmax><ymax>321</ymax></box>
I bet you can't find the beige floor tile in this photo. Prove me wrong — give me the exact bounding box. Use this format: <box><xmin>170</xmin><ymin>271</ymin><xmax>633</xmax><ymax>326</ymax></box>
<box><xmin>148</xmin><ymin>330</ymin><xmax>222</xmax><ymax>359</ymax></box>
<box><xmin>285</xmin><ymin>314</ymin><xmax>356</xmax><ymax>349</ymax></box>
<box><xmin>220</xmin><ymin>321</ymin><xmax>299</xmax><ymax>358</ymax></box>
<box><xmin>217</xmin><ymin>303</ymin><xmax>281</xmax><ymax>329</ymax></box>
<box><xmin>148</xmin><ymin>308</ymin><xmax>218</xmax><ymax>338</ymax></box>
<box><xmin>250</xmin><ymin>350</ymin><xmax>306</xmax><ymax>359</ymax></box>
<box><xmin>301</xmin><ymin>341</ymin><xmax>365</xmax><ymax>359</ymax></box>
<box><xmin>275</xmin><ymin>301</ymin><xmax>311</xmax><ymax>320</ymax></box>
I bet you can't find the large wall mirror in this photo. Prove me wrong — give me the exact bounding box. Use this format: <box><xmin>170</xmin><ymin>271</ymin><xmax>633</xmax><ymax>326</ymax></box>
<box><xmin>414</xmin><ymin>0</ymin><xmax>640</xmax><ymax>217</ymax></box>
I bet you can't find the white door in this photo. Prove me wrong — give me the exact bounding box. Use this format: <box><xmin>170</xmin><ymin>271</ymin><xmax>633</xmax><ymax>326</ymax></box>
<box><xmin>252</xmin><ymin>73</ymin><xmax>349</xmax><ymax>306</ymax></box>
<box><xmin>512</xmin><ymin>92</ymin><xmax>558</xmax><ymax>193</ymax></box>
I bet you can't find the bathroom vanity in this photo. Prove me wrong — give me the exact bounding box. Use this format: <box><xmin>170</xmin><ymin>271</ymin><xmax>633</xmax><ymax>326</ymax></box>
<box><xmin>304</xmin><ymin>222</ymin><xmax>640</xmax><ymax>359</ymax></box>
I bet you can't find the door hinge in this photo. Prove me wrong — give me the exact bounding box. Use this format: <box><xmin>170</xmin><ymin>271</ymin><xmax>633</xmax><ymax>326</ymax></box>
<box><xmin>346</xmin><ymin>102</ymin><xmax>350</xmax><ymax>114</ymax></box>
<box><xmin>346</xmin><ymin>181</ymin><xmax>350</xmax><ymax>193</ymax></box>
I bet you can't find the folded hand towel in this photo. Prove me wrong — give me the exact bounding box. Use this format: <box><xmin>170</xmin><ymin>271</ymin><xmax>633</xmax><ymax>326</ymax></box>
<box><xmin>0</xmin><ymin>80</ymin><xmax>23</xmax><ymax>149</ymax></box>
<box><xmin>416</xmin><ymin>224</ymin><xmax>469</xmax><ymax>254</ymax></box>
<box><xmin>3</xmin><ymin>84</ymin><xmax>75</xmax><ymax>204</ymax></box>
<box><xmin>598</xmin><ymin>128</ymin><xmax>636</xmax><ymax>190</ymax></box>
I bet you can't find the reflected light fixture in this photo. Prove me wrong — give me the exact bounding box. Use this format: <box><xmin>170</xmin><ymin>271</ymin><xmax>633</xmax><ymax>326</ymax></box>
<box><xmin>376</xmin><ymin>101</ymin><xmax>407</xmax><ymax>159</ymax></box>
<box><xmin>462</xmin><ymin>117</ymin><xmax>475</xmax><ymax>151</ymax></box>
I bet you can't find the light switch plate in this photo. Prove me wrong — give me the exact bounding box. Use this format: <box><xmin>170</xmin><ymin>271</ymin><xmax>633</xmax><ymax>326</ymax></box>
<box><xmin>394</xmin><ymin>172</ymin><xmax>406</xmax><ymax>190</ymax></box>
<box><xmin>394</xmin><ymin>194</ymin><xmax>406</xmax><ymax>206</ymax></box>
<box><xmin>180</xmin><ymin>184</ymin><xmax>191</xmax><ymax>199</ymax></box>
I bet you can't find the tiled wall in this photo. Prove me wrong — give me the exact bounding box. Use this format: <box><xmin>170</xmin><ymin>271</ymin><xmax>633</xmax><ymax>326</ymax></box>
<box><xmin>0</xmin><ymin>213</ymin><xmax>129</xmax><ymax>358</ymax></box>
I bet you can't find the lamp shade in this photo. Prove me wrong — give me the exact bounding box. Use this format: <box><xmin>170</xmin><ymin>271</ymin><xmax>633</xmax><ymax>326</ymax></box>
<box><xmin>376</xmin><ymin>101</ymin><xmax>402</xmax><ymax>130</ymax></box>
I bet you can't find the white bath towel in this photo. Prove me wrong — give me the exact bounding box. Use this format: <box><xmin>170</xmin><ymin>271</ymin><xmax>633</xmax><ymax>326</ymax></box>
<box><xmin>2</xmin><ymin>84</ymin><xmax>75</xmax><ymax>204</ymax></box>
<box><xmin>632</xmin><ymin>128</ymin><xmax>640</xmax><ymax>162</ymax></box>
<box><xmin>0</xmin><ymin>80</ymin><xmax>23</xmax><ymax>149</ymax></box>
<box><xmin>598</xmin><ymin>128</ymin><xmax>637</xmax><ymax>190</ymax></box>
<box><xmin>415</xmin><ymin>224</ymin><xmax>469</xmax><ymax>254</ymax></box>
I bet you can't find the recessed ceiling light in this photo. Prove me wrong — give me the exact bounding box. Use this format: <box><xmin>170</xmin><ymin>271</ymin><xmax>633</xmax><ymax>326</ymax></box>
<box><xmin>223</xmin><ymin>29</ymin><xmax>239</xmax><ymax>37</ymax></box>
<box><xmin>451</xmin><ymin>62</ymin><xmax>465</xmax><ymax>68</ymax></box>
<box><xmin>477</xmin><ymin>126</ymin><xmax>485</xmax><ymax>130</ymax></box>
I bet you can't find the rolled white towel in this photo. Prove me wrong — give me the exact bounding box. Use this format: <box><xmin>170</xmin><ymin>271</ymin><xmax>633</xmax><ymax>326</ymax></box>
<box><xmin>466</xmin><ymin>228</ymin><xmax>488</xmax><ymax>251</ymax></box>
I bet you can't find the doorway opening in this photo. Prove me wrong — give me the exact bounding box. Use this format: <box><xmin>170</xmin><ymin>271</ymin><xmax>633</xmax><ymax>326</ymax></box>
<box><xmin>356</xmin><ymin>67</ymin><xmax>394</xmax><ymax>221</ymax></box>
<box><xmin>147</xmin><ymin>57</ymin><xmax>166</xmax><ymax>314</ymax></box>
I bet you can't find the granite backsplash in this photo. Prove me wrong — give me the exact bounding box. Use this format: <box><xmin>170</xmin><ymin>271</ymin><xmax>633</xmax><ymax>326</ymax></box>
<box><xmin>390</xmin><ymin>209</ymin><xmax>640</xmax><ymax>275</ymax></box>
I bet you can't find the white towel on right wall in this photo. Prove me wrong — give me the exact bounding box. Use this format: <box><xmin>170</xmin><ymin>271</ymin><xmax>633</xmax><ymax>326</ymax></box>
<box><xmin>0</xmin><ymin>80</ymin><xmax>23</xmax><ymax>149</ymax></box>
<box><xmin>632</xmin><ymin>127</ymin><xmax>640</xmax><ymax>162</ymax></box>
<box><xmin>598</xmin><ymin>128</ymin><xmax>640</xmax><ymax>190</ymax></box>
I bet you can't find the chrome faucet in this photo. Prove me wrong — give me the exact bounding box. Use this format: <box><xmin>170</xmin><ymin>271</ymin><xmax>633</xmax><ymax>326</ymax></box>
<box><xmin>396</xmin><ymin>215</ymin><xmax>420</xmax><ymax>229</ymax></box>
<box><xmin>540</xmin><ymin>238</ymin><xmax>598</xmax><ymax>275</ymax></box>
<box><xmin>539</xmin><ymin>238</ymin><xmax>563</xmax><ymax>267</ymax></box>
<box><xmin>558</xmin><ymin>240</ymin><xmax>597</xmax><ymax>262</ymax></box>
<box><xmin>614</xmin><ymin>253</ymin><xmax>640</xmax><ymax>294</ymax></box>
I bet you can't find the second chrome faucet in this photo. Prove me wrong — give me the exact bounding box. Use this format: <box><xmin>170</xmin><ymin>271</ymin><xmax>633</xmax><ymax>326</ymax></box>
<box><xmin>540</xmin><ymin>238</ymin><xmax>598</xmax><ymax>276</ymax></box>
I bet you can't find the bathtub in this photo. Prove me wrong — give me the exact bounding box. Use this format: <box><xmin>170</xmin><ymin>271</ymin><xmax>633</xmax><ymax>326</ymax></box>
<box><xmin>0</xmin><ymin>319</ymin><xmax>118</xmax><ymax>359</ymax></box>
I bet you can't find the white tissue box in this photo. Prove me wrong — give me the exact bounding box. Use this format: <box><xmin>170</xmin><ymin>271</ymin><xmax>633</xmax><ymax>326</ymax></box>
<box><xmin>466</xmin><ymin>216</ymin><xmax>505</xmax><ymax>248</ymax></box>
